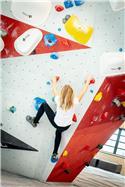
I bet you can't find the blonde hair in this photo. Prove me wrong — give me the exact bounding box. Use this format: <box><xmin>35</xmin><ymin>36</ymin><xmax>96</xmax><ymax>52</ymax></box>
<box><xmin>60</xmin><ymin>85</ymin><xmax>74</xmax><ymax>111</ymax></box>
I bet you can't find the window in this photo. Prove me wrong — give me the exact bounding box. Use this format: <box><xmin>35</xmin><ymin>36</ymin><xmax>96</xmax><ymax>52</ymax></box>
<box><xmin>102</xmin><ymin>128</ymin><xmax>125</xmax><ymax>157</ymax></box>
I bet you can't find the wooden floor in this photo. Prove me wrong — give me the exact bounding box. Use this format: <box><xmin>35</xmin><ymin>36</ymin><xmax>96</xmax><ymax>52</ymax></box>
<box><xmin>1</xmin><ymin>167</ymin><xmax>125</xmax><ymax>187</ymax></box>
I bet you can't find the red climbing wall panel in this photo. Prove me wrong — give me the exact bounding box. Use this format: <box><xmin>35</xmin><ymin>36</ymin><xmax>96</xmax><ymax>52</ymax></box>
<box><xmin>0</xmin><ymin>15</ymin><xmax>89</xmax><ymax>59</ymax></box>
<box><xmin>47</xmin><ymin>74</ymin><xmax>125</xmax><ymax>182</ymax></box>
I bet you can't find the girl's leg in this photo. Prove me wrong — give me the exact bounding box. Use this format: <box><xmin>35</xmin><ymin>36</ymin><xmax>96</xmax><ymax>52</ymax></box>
<box><xmin>53</xmin><ymin>129</ymin><xmax>62</xmax><ymax>154</ymax></box>
<box><xmin>34</xmin><ymin>102</ymin><xmax>57</xmax><ymax>128</ymax></box>
<box><xmin>33</xmin><ymin>103</ymin><xmax>44</xmax><ymax>124</ymax></box>
<box><xmin>53</xmin><ymin>125</ymin><xmax>70</xmax><ymax>154</ymax></box>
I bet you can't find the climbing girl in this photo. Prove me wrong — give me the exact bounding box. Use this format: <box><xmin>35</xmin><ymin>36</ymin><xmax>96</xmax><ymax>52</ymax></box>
<box><xmin>26</xmin><ymin>75</ymin><xmax>92</xmax><ymax>162</ymax></box>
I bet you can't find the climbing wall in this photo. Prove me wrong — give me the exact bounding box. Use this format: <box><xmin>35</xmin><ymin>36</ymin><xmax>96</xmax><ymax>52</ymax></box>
<box><xmin>47</xmin><ymin>74</ymin><xmax>125</xmax><ymax>182</ymax></box>
<box><xmin>1</xmin><ymin>0</ymin><xmax>125</xmax><ymax>182</ymax></box>
<box><xmin>0</xmin><ymin>15</ymin><xmax>89</xmax><ymax>59</ymax></box>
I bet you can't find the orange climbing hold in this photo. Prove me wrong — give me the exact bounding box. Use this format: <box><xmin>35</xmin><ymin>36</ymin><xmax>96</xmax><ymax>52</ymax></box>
<box><xmin>94</xmin><ymin>92</ymin><xmax>103</xmax><ymax>102</ymax></box>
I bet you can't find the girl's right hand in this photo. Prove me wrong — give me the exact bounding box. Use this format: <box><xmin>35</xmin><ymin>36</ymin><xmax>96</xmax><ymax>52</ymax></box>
<box><xmin>52</xmin><ymin>76</ymin><xmax>57</xmax><ymax>84</ymax></box>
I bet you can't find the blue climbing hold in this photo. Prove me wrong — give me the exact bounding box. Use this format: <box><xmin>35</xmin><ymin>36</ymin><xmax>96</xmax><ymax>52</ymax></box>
<box><xmin>9</xmin><ymin>106</ymin><xmax>16</xmax><ymax>113</ymax></box>
<box><xmin>58</xmin><ymin>28</ymin><xmax>61</xmax><ymax>32</ymax></box>
<box><xmin>90</xmin><ymin>89</ymin><xmax>94</xmax><ymax>93</ymax></box>
<box><xmin>119</xmin><ymin>48</ymin><xmax>123</xmax><ymax>52</ymax></box>
<box><xmin>44</xmin><ymin>34</ymin><xmax>57</xmax><ymax>47</ymax></box>
<box><xmin>34</xmin><ymin>97</ymin><xmax>46</xmax><ymax>111</ymax></box>
<box><xmin>64</xmin><ymin>0</ymin><xmax>74</xmax><ymax>8</ymax></box>
<box><xmin>52</xmin><ymin>96</ymin><xmax>55</xmax><ymax>102</ymax></box>
<box><xmin>50</xmin><ymin>52</ymin><xmax>59</xmax><ymax>60</ymax></box>
<box><xmin>74</xmin><ymin>0</ymin><xmax>85</xmax><ymax>6</ymax></box>
<box><xmin>46</xmin><ymin>81</ymin><xmax>51</xmax><ymax>85</ymax></box>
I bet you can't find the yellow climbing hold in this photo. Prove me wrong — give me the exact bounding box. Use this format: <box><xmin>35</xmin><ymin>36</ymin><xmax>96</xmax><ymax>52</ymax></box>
<box><xmin>121</xmin><ymin>101</ymin><xmax>125</xmax><ymax>107</ymax></box>
<box><xmin>63</xmin><ymin>150</ymin><xmax>68</xmax><ymax>157</ymax></box>
<box><xmin>94</xmin><ymin>92</ymin><xmax>103</xmax><ymax>102</ymax></box>
<box><xmin>64</xmin><ymin>15</ymin><xmax>94</xmax><ymax>44</ymax></box>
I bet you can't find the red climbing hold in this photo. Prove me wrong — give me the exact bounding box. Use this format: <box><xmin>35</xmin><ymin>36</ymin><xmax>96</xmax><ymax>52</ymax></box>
<box><xmin>101</xmin><ymin>111</ymin><xmax>109</xmax><ymax>120</ymax></box>
<box><xmin>55</xmin><ymin>5</ymin><xmax>64</xmax><ymax>12</ymax></box>
<box><xmin>72</xmin><ymin>113</ymin><xmax>77</xmax><ymax>122</ymax></box>
<box><xmin>79</xmin><ymin>145</ymin><xmax>90</xmax><ymax>152</ymax></box>
<box><xmin>61</xmin><ymin>39</ymin><xmax>70</xmax><ymax>47</ymax></box>
<box><xmin>89</xmin><ymin>78</ymin><xmax>95</xmax><ymax>85</ymax></box>
<box><xmin>116</xmin><ymin>88</ymin><xmax>125</xmax><ymax>96</ymax></box>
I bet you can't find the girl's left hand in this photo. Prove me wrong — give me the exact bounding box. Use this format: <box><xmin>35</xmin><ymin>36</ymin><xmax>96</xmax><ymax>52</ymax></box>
<box><xmin>84</xmin><ymin>74</ymin><xmax>93</xmax><ymax>84</ymax></box>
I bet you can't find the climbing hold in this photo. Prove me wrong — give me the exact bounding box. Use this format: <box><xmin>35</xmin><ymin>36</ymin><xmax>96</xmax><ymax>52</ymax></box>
<box><xmin>116</xmin><ymin>88</ymin><xmax>125</xmax><ymax>96</ymax></box>
<box><xmin>91</xmin><ymin>149</ymin><xmax>98</xmax><ymax>157</ymax></box>
<box><xmin>55</xmin><ymin>5</ymin><xmax>64</xmax><ymax>12</ymax></box>
<box><xmin>50</xmin><ymin>52</ymin><xmax>59</xmax><ymax>60</ymax></box>
<box><xmin>58</xmin><ymin>28</ymin><xmax>61</xmax><ymax>32</ymax></box>
<box><xmin>44</xmin><ymin>34</ymin><xmax>57</xmax><ymax>47</ymax></box>
<box><xmin>119</xmin><ymin>114</ymin><xmax>125</xmax><ymax>121</ymax></box>
<box><xmin>121</xmin><ymin>101</ymin><xmax>125</xmax><ymax>107</ymax></box>
<box><xmin>85</xmin><ymin>162</ymin><xmax>90</xmax><ymax>167</ymax></box>
<box><xmin>97</xmin><ymin>144</ymin><xmax>103</xmax><ymax>149</ymax></box>
<box><xmin>119</xmin><ymin>48</ymin><xmax>123</xmax><ymax>52</ymax></box>
<box><xmin>9</xmin><ymin>106</ymin><xmax>16</xmax><ymax>113</ymax></box>
<box><xmin>0</xmin><ymin>123</ymin><xmax>3</xmax><ymax>127</ymax></box>
<box><xmin>56</xmin><ymin>76</ymin><xmax>60</xmax><ymax>81</ymax></box>
<box><xmin>63</xmin><ymin>150</ymin><xmax>68</xmax><ymax>157</ymax></box>
<box><xmin>112</xmin><ymin>98</ymin><xmax>121</xmax><ymax>107</ymax></box>
<box><xmin>94</xmin><ymin>92</ymin><xmax>103</xmax><ymax>102</ymax></box>
<box><xmin>72</xmin><ymin>113</ymin><xmax>77</xmax><ymax>122</ymax></box>
<box><xmin>101</xmin><ymin>111</ymin><xmax>109</xmax><ymax>120</ymax></box>
<box><xmin>34</xmin><ymin>97</ymin><xmax>46</xmax><ymax>111</ymax></box>
<box><xmin>64</xmin><ymin>14</ymin><xmax>93</xmax><ymax>44</ymax></box>
<box><xmin>61</xmin><ymin>39</ymin><xmax>70</xmax><ymax>47</ymax></box>
<box><xmin>61</xmin><ymin>162</ymin><xmax>71</xmax><ymax>173</ymax></box>
<box><xmin>62</xmin><ymin>15</ymin><xmax>71</xmax><ymax>24</ymax></box>
<box><xmin>79</xmin><ymin>145</ymin><xmax>90</xmax><ymax>152</ymax></box>
<box><xmin>64</xmin><ymin>169</ymin><xmax>71</xmax><ymax>174</ymax></box>
<box><xmin>64</xmin><ymin>0</ymin><xmax>74</xmax><ymax>8</ymax></box>
<box><xmin>90</xmin><ymin>89</ymin><xmax>94</xmax><ymax>93</ymax></box>
<box><xmin>52</xmin><ymin>96</ymin><xmax>55</xmax><ymax>102</ymax></box>
<box><xmin>92</xmin><ymin>115</ymin><xmax>99</xmax><ymax>122</ymax></box>
<box><xmin>74</xmin><ymin>0</ymin><xmax>85</xmax><ymax>6</ymax></box>
<box><xmin>46</xmin><ymin>81</ymin><xmax>51</xmax><ymax>85</ymax></box>
<box><xmin>89</xmin><ymin>78</ymin><xmax>95</xmax><ymax>85</ymax></box>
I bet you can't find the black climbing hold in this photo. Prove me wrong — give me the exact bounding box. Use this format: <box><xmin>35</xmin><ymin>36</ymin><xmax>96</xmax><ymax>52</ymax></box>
<box><xmin>85</xmin><ymin>162</ymin><xmax>90</xmax><ymax>167</ymax></box>
<box><xmin>62</xmin><ymin>18</ymin><xmax>67</xmax><ymax>24</ymax></box>
<box><xmin>65</xmin><ymin>15</ymin><xmax>71</xmax><ymax>20</ymax></box>
<box><xmin>64</xmin><ymin>169</ymin><xmax>71</xmax><ymax>174</ymax></box>
<box><xmin>97</xmin><ymin>144</ymin><xmax>103</xmax><ymax>149</ymax></box>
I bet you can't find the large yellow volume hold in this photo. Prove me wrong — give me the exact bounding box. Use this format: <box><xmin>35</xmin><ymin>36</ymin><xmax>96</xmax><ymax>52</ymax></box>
<box><xmin>64</xmin><ymin>15</ymin><xmax>93</xmax><ymax>44</ymax></box>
